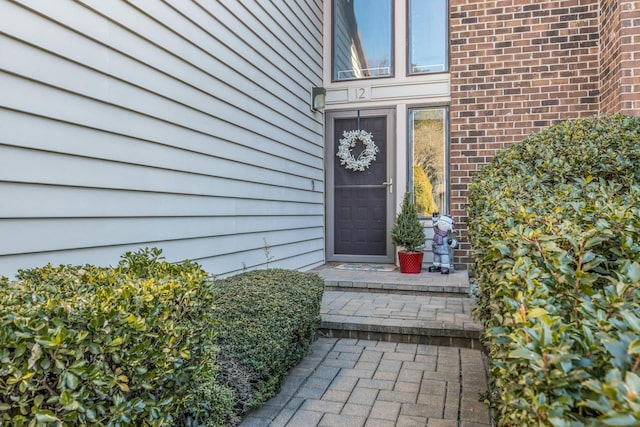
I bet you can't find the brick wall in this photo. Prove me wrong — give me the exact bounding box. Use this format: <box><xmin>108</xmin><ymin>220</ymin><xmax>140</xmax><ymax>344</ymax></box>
<box><xmin>448</xmin><ymin>0</ymin><xmax>600</xmax><ymax>267</ymax></box>
<box><xmin>601</xmin><ymin>0</ymin><xmax>640</xmax><ymax>113</ymax></box>
<box><xmin>600</xmin><ymin>0</ymin><xmax>622</xmax><ymax>113</ymax></box>
<box><xmin>619</xmin><ymin>1</ymin><xmax>640</xmax><ymax>113</ymax></box>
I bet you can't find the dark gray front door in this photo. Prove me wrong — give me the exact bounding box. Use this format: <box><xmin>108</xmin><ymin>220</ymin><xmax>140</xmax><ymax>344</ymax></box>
<box><xmin>326</xmin><ymin>110</ymin><xmax>395</xmax><ymax>263</ymax></box>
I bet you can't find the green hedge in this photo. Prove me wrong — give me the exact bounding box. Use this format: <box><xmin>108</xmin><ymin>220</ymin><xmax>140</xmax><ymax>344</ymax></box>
<box><xmin>207</xmin><ymin>269</ymin><xmax>324</xmax><ymax>416</ymax></box>
<box><xmin>468</xmin><ymin>115</ymin><xmax>640</xmax><ymax>426</ymax></box>
<box><xmin>0</xmin><ymin>250</ymin><xmax>325</xmax><ymax>426</ymax></box>
<box><xmin>0</xmin><ymin>248</ymin><xmax>219</xmax><ymax>426</ymax></box>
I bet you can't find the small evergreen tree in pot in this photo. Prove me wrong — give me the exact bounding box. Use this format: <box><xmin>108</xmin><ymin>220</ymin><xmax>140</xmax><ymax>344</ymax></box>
<box><xmin>391</xmin><ymin>192</ymin><xmax>427</xmax><ymax>273</ymax></box>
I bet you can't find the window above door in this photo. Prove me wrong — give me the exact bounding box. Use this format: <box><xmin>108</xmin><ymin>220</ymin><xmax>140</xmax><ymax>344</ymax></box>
<box><xmin>332</xmin><ymin>0</ymin><xmax>394</xmax><ymax>81</ymax></box>
<box><xmin>331</xmin><ymin>0</ymin><xmax>448</xmax><ymax>82</ymax></box>
<box><xmin>408</xmin><ymin>0</ymin><xmax>448</xmax><ymax>75</ymax></box>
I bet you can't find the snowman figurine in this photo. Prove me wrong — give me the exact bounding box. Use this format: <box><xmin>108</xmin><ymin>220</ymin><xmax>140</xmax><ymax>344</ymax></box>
<box><xmin>428</xmin><ymin>213</ymin><xmax>458</xmax><ymax>274</ymax></box>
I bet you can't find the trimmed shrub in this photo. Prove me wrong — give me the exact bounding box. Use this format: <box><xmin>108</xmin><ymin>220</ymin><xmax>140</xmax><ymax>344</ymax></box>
<box><xmin>0</xmin><ymin>250</ymin><xmax>325</xmax><ymax>426</ymax></box>
<box><xmin>208</xmin><ymin>269</ymin><xmax>324</xmax><ymax>419</ymax></box>
<box><xmin>468</xmin><ymin>115</ymin><xmax>640</xmax><ymax>426</ymax></box>
<box><xmin>0</xmin><ymin>248</ymin><xmax>224</xmax><ymax>426</ymax></box>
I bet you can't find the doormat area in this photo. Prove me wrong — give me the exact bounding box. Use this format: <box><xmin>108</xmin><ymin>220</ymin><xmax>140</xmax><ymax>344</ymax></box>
<box><xmin>334</xmin><ymin>263</ymin><xmax>397</xmax><ymax>272</ymax></box>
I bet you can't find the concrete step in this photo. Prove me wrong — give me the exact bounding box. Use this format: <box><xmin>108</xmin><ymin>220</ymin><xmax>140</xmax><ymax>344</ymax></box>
<box><xmin>319</xmin><ymin>291</ymin><xmax>483</xmax><ymax>350</ymax></box>
<box><xmin>314</xmin><ymin>266</ymin><xmax>472</xmax><ymax>297</ymax></box>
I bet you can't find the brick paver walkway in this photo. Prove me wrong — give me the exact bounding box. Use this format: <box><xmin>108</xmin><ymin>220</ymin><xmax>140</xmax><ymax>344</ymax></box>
<box><xmin>241</xmin><ymin>267</ymin><xmax>491</xmax><ymax>426</ymax></box>
<box><xmin>241</xmin><ymin>338</ymin><xmax>491</xmax><ymax>427</ymax></box>
<box><xmin>322</xmin><ymin>291</ymin><xmax>480</xmax><ymax>336</ymax></box>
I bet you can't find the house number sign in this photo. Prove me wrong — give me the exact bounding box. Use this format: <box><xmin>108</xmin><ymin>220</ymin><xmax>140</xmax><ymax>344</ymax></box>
<box><xmin>348</xmin><ymin>86</ymin><xmax>372</xmax><ymax>101</ymax></box>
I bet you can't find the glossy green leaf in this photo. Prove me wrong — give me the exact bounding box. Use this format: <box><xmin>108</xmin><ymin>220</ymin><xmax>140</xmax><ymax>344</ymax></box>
<box><xmin>527</xmin><ymin>307</ymin><xmax>549</xmax><ymax>319</ymax></box>
<box><xmin>621</xmin><ymin>312</ymin><xmax>640</xmax><ymax>333</ymax></box>
<box><xmin>64</xmin><ymin>372</ymin><xmax>79</xmax><ymax>390</ymax></box>
<box><xmin>34</xmin><ymin>411</ymin><xmax>59</xmax><ymax>422</ymax></box>
<box><xmin>627</xmin><ymin>263</ymin><xmax>640</xmax><ymax>284</ymax></box>
<box><xmin>602</xmin><ymin>414</ymin><xmax>638</xmax><ymax>426</ymax></box>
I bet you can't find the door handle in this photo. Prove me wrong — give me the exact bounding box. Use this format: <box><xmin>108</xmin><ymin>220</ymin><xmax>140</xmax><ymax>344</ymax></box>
<box><xmin>382</xmin><ymin>178</ymin><xmax>393</xmax><ymax>193</ymax></box>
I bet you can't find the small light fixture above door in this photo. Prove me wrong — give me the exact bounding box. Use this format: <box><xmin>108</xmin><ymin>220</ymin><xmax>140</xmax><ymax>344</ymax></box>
<box><xmin>311</xmin><ymin>87</ymin><xmax>326</xmax><ymax>112</ymax></box>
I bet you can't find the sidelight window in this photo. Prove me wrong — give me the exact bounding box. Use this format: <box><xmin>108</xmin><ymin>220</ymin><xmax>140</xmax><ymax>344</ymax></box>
<box><xmin>408</xmin><ymin>107</ymin><xmax>448</xmax><ymax>216</ymax></box>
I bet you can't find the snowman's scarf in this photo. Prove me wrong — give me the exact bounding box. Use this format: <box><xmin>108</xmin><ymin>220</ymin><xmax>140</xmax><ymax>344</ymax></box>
<box><xmin>434</xmin><ymin>228</ymin><xmax>448</xmax><ymax>245</ymax></box>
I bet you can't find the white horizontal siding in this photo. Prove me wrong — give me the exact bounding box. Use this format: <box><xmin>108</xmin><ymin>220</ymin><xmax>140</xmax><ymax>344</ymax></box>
<box><xmin>0</xmin><ymin>108</ymin><xmax>321</xmax><ymax>182</ymax></box>
<box><xmin>0</xmin><ymin>0</ymin><xmax>324</xmax><ymax>278</ymax></box>
<box><xmin>0</xmin><ymin>145</ymin><xmax>321</xmax><ymax>203</ymax></box>
<box><xmin>0</xmin><ymin>53</ymin><xmax>322</xmax><ymax>167</ymax></box>
<box><xmin>0</xmin><ymin>237</ymin><xmax>325</xmax><ymax>277</ymax></box>
<box><xmin>0</xmin><ymin>183</ymin><xmax>323</xmax><ymax>220</ymax></box>
<box><xmin>0</xmin><ymin>216</ymin><xmax>323</xmax><ymax>255</ymax></box>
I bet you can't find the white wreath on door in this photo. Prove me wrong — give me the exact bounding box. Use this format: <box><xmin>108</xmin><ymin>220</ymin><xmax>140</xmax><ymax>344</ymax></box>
<box><xmin>336</xmin><ymin>129</ymin><xmax>379</xmax><ymax>172</ymax></box>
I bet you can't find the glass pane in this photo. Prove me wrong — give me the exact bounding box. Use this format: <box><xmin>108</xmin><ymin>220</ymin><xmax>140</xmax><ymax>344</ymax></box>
<box><xmin>408</xmin><ymin>0</ymin><xmax>447</xmax><ymax>74</ymax></box>
<box><xmin>410</xmin><ymin>108</ymin><xmax>446</xmax><ymax>216</ymax></box>
<box><xmin>333</xmin><ymin>0</ymin><xmax>393</xmax><ymax>80</ymax></box>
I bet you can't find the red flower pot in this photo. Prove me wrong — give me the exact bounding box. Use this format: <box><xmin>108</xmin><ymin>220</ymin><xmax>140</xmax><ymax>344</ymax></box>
<box><xmin>398</xmin><ymin>251</ymin><xmax>424</xmax><ymax>274</ymax></box>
